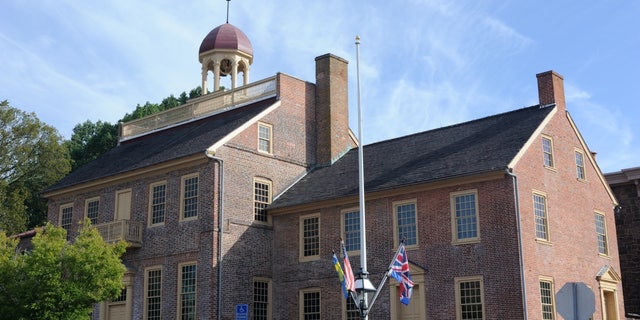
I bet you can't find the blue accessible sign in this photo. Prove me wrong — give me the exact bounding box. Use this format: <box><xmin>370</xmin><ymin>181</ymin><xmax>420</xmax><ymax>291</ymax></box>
<box><xmin>236</xmin><ymin>304</ymin><xmax>248</xmax><ymax>320</ymax></box>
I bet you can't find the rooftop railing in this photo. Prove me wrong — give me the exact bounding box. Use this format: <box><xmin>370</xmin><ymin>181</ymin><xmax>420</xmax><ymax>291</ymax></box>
<box><xmin>119</xmin><ymin>76</ymin><xmax>277</xmax><ymax>142</ymax></box>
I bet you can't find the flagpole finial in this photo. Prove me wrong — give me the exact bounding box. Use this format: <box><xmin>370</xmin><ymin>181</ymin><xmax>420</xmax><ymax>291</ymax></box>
<box><xmin>355</xmin><ymin>35</ymin><xmax>361</xmax><ymax>44</ymax></box>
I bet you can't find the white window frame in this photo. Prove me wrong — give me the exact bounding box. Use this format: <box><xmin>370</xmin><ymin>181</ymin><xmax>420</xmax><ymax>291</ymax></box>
<box><xmin>450</xmin><ymin>190</ymin><xmax>480</xmax><ymax>244</ymax></box>
<box><xmin>299</xmin><ymin>213</ymin><xmax>320</xmax><ymax>262</ymax></box>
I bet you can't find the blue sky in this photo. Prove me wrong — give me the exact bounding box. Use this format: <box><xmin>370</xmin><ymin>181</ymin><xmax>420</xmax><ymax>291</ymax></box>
<box><xmin>1</xmin><ymin>1</ymin><xmax>638</xmax><ymax>173</ymax></box>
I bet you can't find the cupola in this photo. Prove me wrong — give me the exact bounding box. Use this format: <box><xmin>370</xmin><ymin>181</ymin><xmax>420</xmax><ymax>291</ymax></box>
<box><xmin>199</xmin><ymin>23</ymin><xmax>253</xmax><ymax>93</ymax></box>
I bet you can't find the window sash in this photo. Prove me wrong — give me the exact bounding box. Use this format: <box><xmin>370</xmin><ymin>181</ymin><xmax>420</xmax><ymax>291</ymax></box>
<box><xmin>533</xmin><ymin>194</ymin><xmax>549</xmax><ymax>240</ymax></box>
<box><xmin>151</xmin><ymin>183</ymin><xmax>166</xmax><ymax>225</ymax></box>
<box><xmin>458</xmin><ymin>280</ymin><xmax>483</xmax><ymax>320</ymax></box>
<box><xmin>302</xmin><ymin>217</ymin><xmax>319</xmax><ymax>257</ymax></box>
<box><xmin>253</xmin><ymin>280</ymin><xmax>270</xmax><ymax>320</ymax></box>
<box><xmin>343</xmin><ymin>210</ymin><xmax>360</xmax><ymax>252</ymax></box>
<box><xmin>86</xmin><ymin>199</ymin><xmax>99</xmax><ymax>225</ymax></box>
<box><xmin>595</xmin><ymin>213</ymin><xmax>608</xmax><ymax>255</ymax></box>
<box><xmin>258</xmin><ymin>124</ymin><xmax>272</xmax><ymax>153</ymax></box>
<box><xmin>396</xmin><ymin>202</ymin><xmax>417</xmax><ymax>246</ymax></box>
<box><xmin>179</xmin><ymin>264</ymin><xmax>197</xmax><ymax>320</ymax></box>
<box><xmin>254</xmin><ymin>180</ymin><xmax>271</xmax><ymax>222</ymax></box>
<box><xmin>454</xmin><ymin>193</ymin><xmax>478</xmax><ymax>240</ymax></box>
<box><xmin>146</xmin><ymin>269</ymin><xmax>162</xmax><ymax>320</ymax></box>
<box><xmin>542</xmin><ymin>137</ymin><xmax>554</xmax><ymax>167</ymax></box>
<box><xmin>575</xmin><ymin>151</ymin><xmax>586</xmax><ymax>180</ymax></box>
<box><xmin>60</xmin><ymin>205</ymin><xmax>73</xmax><ymax>240</ymax></box>
<box><xmin>540</xmin><ymin>280</ymin><xmax>555</xmax><ymax>320</ymax></box>
<box><xmin>302</xmin><ymin>291</ymin><xmax>321</xmax><ymax>320</ymax></box>
<box><xmin>182</xmin><ymin>176</ymin><xmax>198</xmax><ymax>219</ymax></box>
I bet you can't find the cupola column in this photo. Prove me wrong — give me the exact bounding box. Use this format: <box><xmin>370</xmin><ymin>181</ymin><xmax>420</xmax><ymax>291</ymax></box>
<box><xmin>213</xmin><ymin>60</ymin><xmax>221</xmax><ymax>93</ymax></box>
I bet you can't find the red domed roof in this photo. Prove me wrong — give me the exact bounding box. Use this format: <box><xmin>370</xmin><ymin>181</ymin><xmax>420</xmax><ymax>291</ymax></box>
<box><xmin>199</xmin><ymin>23</ymin><xmax>253</xmax><ymax>56</ymax></box>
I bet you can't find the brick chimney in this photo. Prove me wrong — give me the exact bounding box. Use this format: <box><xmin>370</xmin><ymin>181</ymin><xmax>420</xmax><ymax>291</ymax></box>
<box><xmin>315</xmin><ymin>54</ymin><xmax>352</xmax><ymax>165</ymax></box>
<box><xmin>536</xmin><ymin>70</ymin><xmax>566</xmax><ymax>111</ymax></box>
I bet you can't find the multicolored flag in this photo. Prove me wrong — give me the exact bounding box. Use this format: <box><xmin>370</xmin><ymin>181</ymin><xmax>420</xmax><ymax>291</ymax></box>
<box><xmin>341</xmin><ymin>240</ymin><xmax>356</xmax><ymax>293</ymax></box>
<box><xmin>332</xmin><ymin>252</ymin><xmax>349</xmax><ymax>299</ymax></box>
<box><xmin>388</xmin><ymin>243</ymin><xmax>414</xmax><ymax>305</ymax></box>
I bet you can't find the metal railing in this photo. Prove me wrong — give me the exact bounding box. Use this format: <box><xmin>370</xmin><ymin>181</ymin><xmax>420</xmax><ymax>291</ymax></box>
<box><xmin>119</xmin><ymin>76</ymin><xmax>277</xmax><ymax>141</ymax></box>
<box><xmin>95</xmin><ymin>220</ymin><xmax>143</xmax><ymax>247</ymax></box>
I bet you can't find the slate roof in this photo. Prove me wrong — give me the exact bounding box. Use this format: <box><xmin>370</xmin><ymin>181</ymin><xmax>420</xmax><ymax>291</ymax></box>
<box><xmin>270</xmin><ymin>104</ymin><xmax>555</xmax><ymax>209</ymax></box>
<box><xmin>45</xmin><ymin>97</ymin><xmax>278</xmax><ymax>193</ymax></box>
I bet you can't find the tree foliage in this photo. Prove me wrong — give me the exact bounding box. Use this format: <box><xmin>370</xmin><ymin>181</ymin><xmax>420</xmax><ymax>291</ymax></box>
<box><xmin>0</xmin><ymin>100</ymin><xmax>71</xmax><ymax>234</ymax></box>
<box><xmin>0</xmin><ymin>222</ymin><xmax>126</xmax><ymax>319</ymax></box>
<box><xmin>66</xmin><ymin>120</ymin><xmax>119</xmax><ymax>172</ymax></box>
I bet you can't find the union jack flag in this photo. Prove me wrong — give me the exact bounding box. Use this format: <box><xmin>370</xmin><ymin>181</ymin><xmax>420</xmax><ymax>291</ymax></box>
<box><xmin>388</xmin><ymin>243</ymin><xmax>414</xmax><ymax>305</ymax></box>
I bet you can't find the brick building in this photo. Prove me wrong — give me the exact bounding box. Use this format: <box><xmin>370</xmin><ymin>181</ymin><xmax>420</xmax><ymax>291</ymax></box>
<box><xmin>605</xmin><ymin>167</ymin><xmax>640</xmax><ymax>317</ymax></box>
<box><xmin>43</xmin><ymin>23</ymin><xmax>625</xmax><ymax>319</ymax></box>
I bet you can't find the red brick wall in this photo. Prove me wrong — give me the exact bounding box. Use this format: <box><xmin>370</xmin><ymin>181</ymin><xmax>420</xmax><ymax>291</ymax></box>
<box><xmin>514</xmin><ymin>106</ymin><xmax>623</xmax><ymax>318</ymax></box>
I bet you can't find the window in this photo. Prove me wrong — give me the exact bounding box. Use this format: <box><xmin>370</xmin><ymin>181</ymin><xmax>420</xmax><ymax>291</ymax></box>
<box><xmin>455</xmin><ymin>276</ymin><xmax>484</xmax><ymax>320</ymax></box>
<box><xmin>145</xmin><ymin>267</ymin><xmax>162</xmax><ymax>320</ymax></box>
<box><xmin>112</xmin><ymin>288</ymin><xmax>127</xmax><ymax>303</ymax></box>
<box><xmin>253</xmin><ymin>278</ymin><xmax>271</xmax><ymax>320</ymax></box>
<box><xmin>595</xmin><ymin>212</ymin><xmax>608</xmax><ymax>255</ymax></box>
<box><xmin>540</xmin><ymin>278</ymin><xmax>556</xmax><ymax>320</ymax></box>
<box><xmin>394</xmin><ymin>200</ymin><xmax>417</xmax><ymax>247</ymax></box>
<box><xmin>533</xmin><ymin>193</ymin><xmax>550</xmax><ymax>241</ymax></box>
<box><xmin>149</xmin><ymin>182</ymin><xmax>166</xmax><ymax>226</ymax></box>
<box><xmin>258</xmin><ymin>122</ymin><xmax>272</xmax><ymax>154</ymax></box>
<box><xmin>85</xmin><ymin>198</ymin><xmax>99</xmax><ymax>225</ymax></box>
<box><xmin>342</xmin><ymin>209</ymin><xmax>360</xmax><ymax>252</ymax></box>
<box><xmin>575</xmin><ymin>150</ymin><xmax>586</xmax><ymax>180</ymax></box>
<box><xmin>345</xmin><ymin>297</ymin><xmax>359</xmax><ymax>320</ymax></box>
<box><xmin>542</xmin><ymin>136</ymin><xmax>555</xmax><ymax>168</ymax></box>
<box><xmin>300</xmin><ymin>289</ymin><xmax>321</xmax><ymax>320</ymax></box>
<box><xmin>59</xmin><ymin>204</ymin><xmax>73</xmax><ymax>240</ymax></box>
<box><xmin>178</xmin><ymin>263</ymin><xmax>197</xmax><ymax>320</ymax></box>
<box><xmin>300</xmin><ymin>214</ymin><xmax>320</xmax><ymax>260</ymax></box>
<box><xmin>181</xmin><ymin>174</ymin><xmax>199</xmax><ymax>220</ymax></box>
<box><xmin>451</xmin><ymin>190</ymin><xmax>479</xmax><ymax>243</ymax></box>
<box><xmin>254</xmin><ymin>179</ymin><xmax>272</xmax><ymax>223</ymax></box>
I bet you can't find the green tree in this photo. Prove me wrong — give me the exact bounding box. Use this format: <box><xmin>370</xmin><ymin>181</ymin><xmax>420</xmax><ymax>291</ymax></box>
<box><xmin>66</xmin><ymin>120</ymin><xmax>118</xmax><ymax>172</ymax></box>
<box><xmin>0</xmin><ymin>222</ymin><xmax>126</xmax><ymax>320</ymax></box>
<box><xmin>0</xmin><ymin>100</ymin><xmax>71</xmax><ymax>233</ymax></box>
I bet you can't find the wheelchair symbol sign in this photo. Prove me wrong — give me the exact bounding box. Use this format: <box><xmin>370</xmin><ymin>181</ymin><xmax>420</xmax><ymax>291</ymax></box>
<box><xmin>236</xmin><ymin>304</ymin><xmax>248</xmax><ymax>320</ymax></box>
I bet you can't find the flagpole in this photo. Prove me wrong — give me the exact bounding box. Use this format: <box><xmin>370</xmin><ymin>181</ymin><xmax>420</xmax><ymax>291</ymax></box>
<box><xmin>355</xmin><ymin>35</ymin><xmax>372</xmax><ymax>320</ymax></box>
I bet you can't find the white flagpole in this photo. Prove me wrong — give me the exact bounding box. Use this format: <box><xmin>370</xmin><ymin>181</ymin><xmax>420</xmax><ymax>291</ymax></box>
<box><xmin>355</xmin><ymin>35</ymin><xmax>371</xmax><ymax>320</ymax></box>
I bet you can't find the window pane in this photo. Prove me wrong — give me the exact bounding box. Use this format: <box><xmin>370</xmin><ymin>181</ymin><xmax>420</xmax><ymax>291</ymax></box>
<box><xmin>180</xmin><ymin>264</ymin><xmax>197</xmax><ymax>320</ymax></box>
<box><xmin>534</xmin><ymin>194</ymin><xmax>548</xmax><ymax>240</ymax></box>
<box><xmin>86</xmin><ymin>200</ymin><xmax>99</xmax><ymax>225</ymax></box>
<box><xmin>151</xmin><ymin>184</ymin><xmax>166</xmax><ymax>224</ymax></box>
<box><xmin>344</xmin><ymin>211</ymin><xmax>360</xmax><ymax>251</ymax></box>
<box><xmin>542</xmin><ymin>137</ymin><xmax>554</xmax><ymax>167</ymax></box>
<box><xmin>540</xmin><ymin>280</ymin><xmax>555</xmax><ymax>320</ymax></box>
<box><xmin>254</xmin><ymin>181</ymin><xmax>270</xmax><ymax>222</ymax></box>
<box><xmin>61</xmin><ymin>206</ymin><xmax>73</xmax><ymax>240</ymax></box>
<box><xmin>303</xmin><ymin>217</ymin><xmax>319</xmax><ymax>257</ymax></box>
<box><xmin>575</xmin><ymin>152</ymin><xmax>585</xmax><ymax>180</ymax></box>
<box><xmin>253</xmin><ymin>280</ymin><xmax>269</xmax><ymax>320</ymax></box>
<box><xmin>258</xmin><ymin>124</ymin><xmax>271</xmax><ymax>153</ymax></box>
<box><xmin>595</xmin><ymin>213</ymin><xmax>608</xmax><ymax>255</ymax></box>
<box><xmin>396</xmin><ymin>203</ymin><xmax>417</xmax><ymax>245</ymax></box>
<box><xmin>183</xmin><ymin>176</ymin><xmax>198</xmax><ymax>219</ymax></box>
<box><xmin>147</xmin><ymin>269</ymin><xmax>162</xmax><ymax>320</ymax></box>
<box><xmin>459</xmin><ymin>281</ymin><xmax>483</xmax><ymax>320</ymax></box>
<box><xmin>455</xmin><ymin>194</ymin><xmax>478</xmax><ymax>240</ymax></box>
<box><xmin>303</xmin><ymin>291</ymin><xmax>320</xmax><ymax>320</ymax></box>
